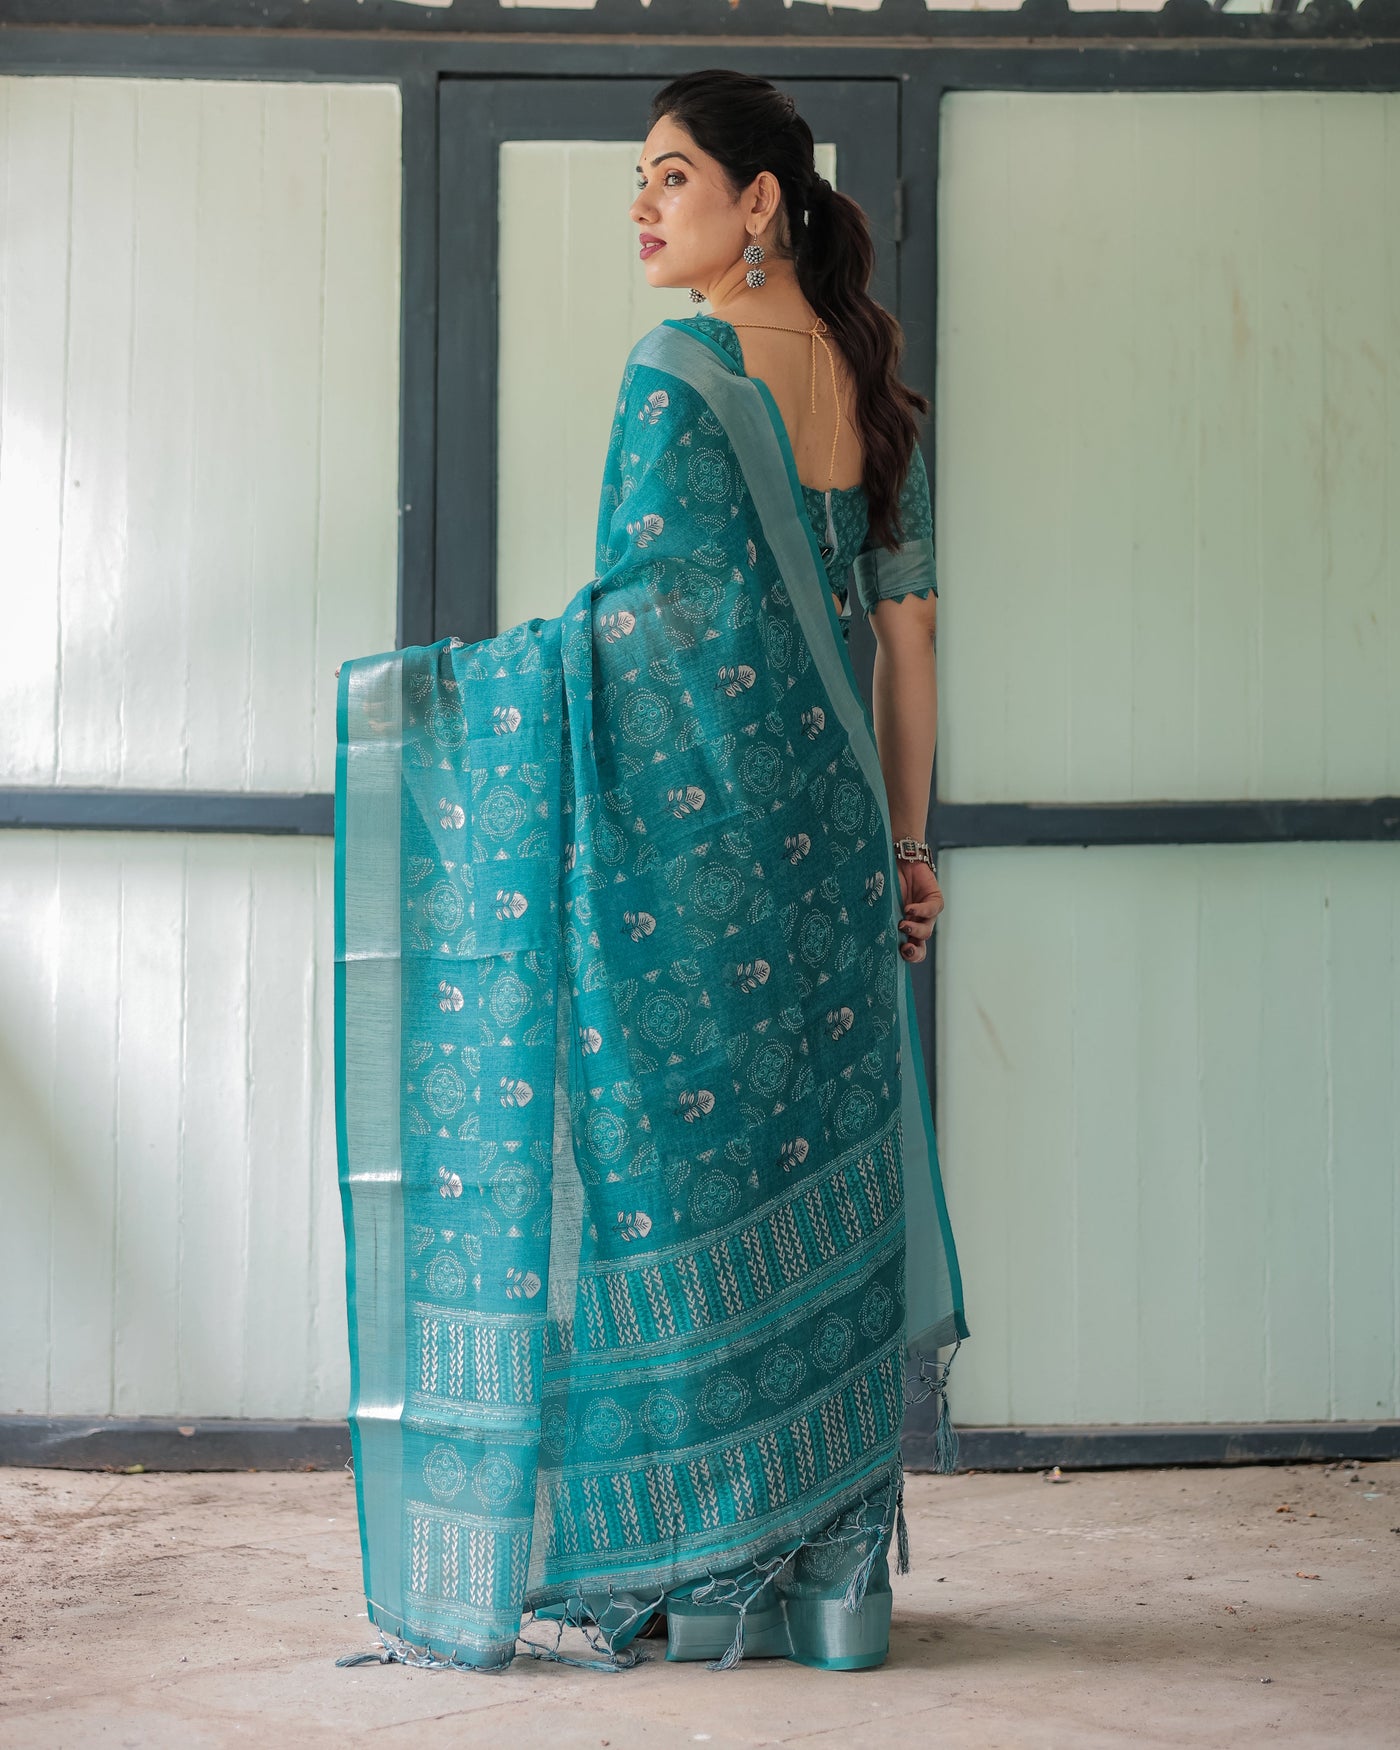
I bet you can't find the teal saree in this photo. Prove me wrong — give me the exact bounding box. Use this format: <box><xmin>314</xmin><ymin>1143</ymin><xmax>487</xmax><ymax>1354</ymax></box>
<box><xmin>334</xmin><ymin>317</ymin><xmax>968</xmax><ymax>1675</ymax></box>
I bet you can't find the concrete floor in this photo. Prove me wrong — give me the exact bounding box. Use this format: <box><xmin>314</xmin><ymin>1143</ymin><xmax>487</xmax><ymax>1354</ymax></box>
<box><xmin>0</xmin><ymin>1458</ymin><xmax>1396</xmax><ymax>1749</ymax></box>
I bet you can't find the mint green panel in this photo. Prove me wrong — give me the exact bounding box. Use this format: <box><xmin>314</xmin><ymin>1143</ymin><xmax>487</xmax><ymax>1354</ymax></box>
<box><xmin>937</xmin><ymin>92</ymin><xmax>1400</xmax><ymax>805</ymax></box>
<box><xmin>936</xmin><ymin>844</ymin><xmax>1399</xmax><ymax>1427</ymax></box>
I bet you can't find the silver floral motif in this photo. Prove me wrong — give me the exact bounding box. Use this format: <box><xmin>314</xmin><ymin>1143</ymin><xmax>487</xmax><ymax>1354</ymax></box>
<box><xmin>423</xmin><ymin>1063</ymin><xmax>467</xmax><ymax>1118</ymax></box>
<box><xmin>716</xmin><ymin>663</ymin><xmax>756</xmax><ymax>697</ymax></box>
<box><xmin>423</xmin><ymin>1442</ymin><xmax>467</xmax><ymax>1501</ymax></box>
<box><xmin>735</xmin><ymin>959</ymin><xmax>771</xmax><ymax>995</ymax></box>
<box><xmin>757</xmin><ymin>1343</ymin><xmax>807</xmax><ymax>1402</ymax></box>
<box><xmin>598</xmin><ymin>608</ymin><xmax>636</xmax><ymax>642</ymax></box>
<box><xmin>698</xmin><ymin>1371</ymin><xmax>751</xmax><ymax>1427</ymax></box>
<box><xmin>689</xmin><ymin>1169</ymin><xmax>738</xmax><ymax>1220</ymax></box>
<box><xmin>777</xmin><ymin>1136</ymin><xmax>810</xmax><ymax>1173</ymax></box>
<box><xmin>499</xmin><ymin>1077</ymin><xmax>533</xmax><ymax>1108</ymax></box>
<box><xmin>810</xmin><ymin>1313</ymin><xmax>854</xmax><ymax>1371</ymax></box>
<box><xmin>665</xmin><ymin>784</ymin><xmax>707</xmax><ymax>819</ymax></box>
<box><xmin>492</xmin><ymin>1162</ymin><xmax>538</xmax><ymax>1217</ymax></box>
<box><xmin>859</xmin><ymin>1282</ymin><xmax>895</xmax><ymax>1339</ymax></box>
<box><xmin>640</xmin><ymin>1389</ymin><xmax>689</xmax><ymax>1442</ymax></box>
<box><xmin>784</xmin><ymin>832</ymin><xmax>812</xmax><ymax>864</ymax></box>
<box><xmin>427</xmin><ymin>1251</ymin><xmax>468</xmax><ymax>1299</ymax></box>
<box><xmin>622</xmin><ymin>909</ymin><xmax>657</xmax><ymax>942</ymax></box>
<box><xmin>582</xmin><ymin>1397</ymin><xmax>631</xmax><ymax>1453</ymax></box>
<box><xmin>426</xmin><ymin>881</ymin><xmax>464</xmax><ymax>935</ymax></box>
<box><xmin>615</xmin><ymin>1209</ymin><xmax>653</xmax><ymax>1242</ymax></box>
<box><xmin>473</xmin><ymin>1451</ymin><xmax>522</xmax><ymax>1508</ymax></box>
<box><xmin>437</xmin><ymin>981</ymin><xmax>464</xmax><ymax>1012</ymax></box>
<box><xmin>678</xmin><ymin>1088</ymin><xmax>716</xmax><ymax>1123</ymax></box>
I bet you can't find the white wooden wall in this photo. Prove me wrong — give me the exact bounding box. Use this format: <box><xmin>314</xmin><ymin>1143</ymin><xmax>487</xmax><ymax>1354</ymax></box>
<box><xmin>936</xmin><ymin>92</ymin><xmax>1400</xmax><ymax>1426</ymax></box>
<box><xmin>0</xmin><ymin>77</ymin><xmax>401</xmax><ymax>1419</ymax></box>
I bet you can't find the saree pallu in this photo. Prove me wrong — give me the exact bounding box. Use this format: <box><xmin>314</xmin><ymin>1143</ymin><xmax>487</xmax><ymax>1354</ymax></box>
<box><xmin>334</xmin><ymin>318</ymin><xmax>969</xmax><ymax>1674</ymax></box>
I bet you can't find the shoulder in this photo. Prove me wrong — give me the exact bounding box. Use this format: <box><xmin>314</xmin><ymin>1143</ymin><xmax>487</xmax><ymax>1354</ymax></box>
<box><xmin>623</xmin><ymin>316</ymin><xmax>744</xmax><ymax>378</ymax></box>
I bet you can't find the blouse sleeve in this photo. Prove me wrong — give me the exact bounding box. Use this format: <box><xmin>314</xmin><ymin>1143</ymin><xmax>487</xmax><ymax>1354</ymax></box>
<box><xmin>850</xmin><ymin>440</ymin><xmax>937</xmax><ymax>615</ymax></box>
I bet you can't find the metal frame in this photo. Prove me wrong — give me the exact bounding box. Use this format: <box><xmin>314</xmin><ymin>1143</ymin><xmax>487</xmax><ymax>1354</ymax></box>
<box><xmin>1</xmin><ymin>0</ymin><xmax>1398</xmax><ymax>42</ymax></box>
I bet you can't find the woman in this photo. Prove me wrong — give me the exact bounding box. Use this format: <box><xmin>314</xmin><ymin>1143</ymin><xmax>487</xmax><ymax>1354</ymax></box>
<box><xmin>334</xmin><ymin>68</ymin><xmax>968</xmax><ymax>1677</ymax></box>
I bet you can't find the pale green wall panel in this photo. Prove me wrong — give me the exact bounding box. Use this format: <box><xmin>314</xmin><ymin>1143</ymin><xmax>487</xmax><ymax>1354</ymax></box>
<box><xmin>936</xmin><ymin>844</ymin><xmax>1399</xmax><ymax>1427</ymax></box>
<box><xmin>496</xmin><ymin>139</ymin><xmax>837</xmax><ymax>626</ymax></box>
<box><xmin>0</xmin><ymin>832</ymin><xmax>346</xmax><ymax>1421</ymax></box>
<box><xmin>937</xmin><ymin>91</ymin><xmax>1400</xmax><ymax>804</ymax></box>
<box><xmin>0</xmin><ymin>77</ymin><xmax>401</xmax><ymax>794</ymax></box>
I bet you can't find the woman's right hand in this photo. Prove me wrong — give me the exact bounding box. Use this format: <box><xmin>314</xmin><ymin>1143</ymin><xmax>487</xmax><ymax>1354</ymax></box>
<box><xmin>896</xmin><ymin>857</ymin><xmax>942</xmax><ymax>963</ymax></box>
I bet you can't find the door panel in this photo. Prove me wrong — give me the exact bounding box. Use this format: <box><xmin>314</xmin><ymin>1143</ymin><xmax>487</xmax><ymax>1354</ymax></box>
<box><xmin>436</xmin><ymin>77</ymin><xmax>898</xmax><ymax>645</ymax></box>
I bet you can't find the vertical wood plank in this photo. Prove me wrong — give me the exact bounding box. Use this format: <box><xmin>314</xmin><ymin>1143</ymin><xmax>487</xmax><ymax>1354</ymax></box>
<box><xmin>1133</xmin><ymin>852</ymin><xmax>1207</xmax><ymax>1419</ymax></box>
<box><xmin>1060</xmin><ymin>99</ymin><xmax>1137</xmax><ymax>800</ymax></box>
<box><xmin>1257</xmin><ymin>95</ymin><xmax>1327</xmax><ymax>800</ymax></box>
<box><xmin>242</xmin><ymin>839</ymin><xmax>315</xmax><ymax>1417</ymax></box>
<box><xmin>1193</xmin><ymin>97</ymin><xmax>1262</xmax><ymax>802</ymax></box>
<box><xmin>1320</xmin><ymin>98</ymin><xmax>1391</xmax><ymax>798</ymax></box>
<box><xmin>314</xmin><ymin>84</ymin><xmax>402</xmax><ymax>791</ymax></box>
<box><xmin>249</xmin><ymin>87</ymin><xmax>325</xmax><ymax>792</ymax></box>
<box><xmin>112</xmin><ymin>836</ymin><xmax>185</xmax><ymax>1414</ymax></box>
<box><xmin>0</xmin><ymin>79</ymin><xmax>69</xmax><ymax>788</ymax></box>
<box><xmin>186</xmin><ymin>83</ymin><xmax>261</xmax><ymax>790</ymax></box>
<box><xmin>1259</xmin><ymin>847</ymin><xmax>1332</xmax><ymax>1419</ymax></box>
<box><xmin>1069</xmin><ymin>855</ymin><xmax>1142</xmax><ymax>1422</ymax></box>
<box><xmin>0</xmin><ymin>834</ymin><xmax>58</xmax><ymax>1411</ymax></box>
<box><xmin>307</xmin><ymin>840</ymin><xmax>349</xmax><ymax>1418</ymax></box>
<box><xmin>1126</xmin><ymin>96</ymin><xmax>1203</xmax><ymax>807</ymax></box>
<box><xmin>178</xmin><ymin>837</ymin><xmax>252</xmax><ymax>1415</ymax></box>
<box><xmin>47</xmin><ymin>836</ymin><xmax>122</xmax><ymax>1412</ymax></box>
<box><xmin>1327</xmin><ymin>849</ymin><xmax>1398</xmax><ymax>1419</ymax></box>
<box><xmin>121</xmin><ymin>82</ymin><xmax>199</xmax><ymax>789</ymax></box>
<box><xmin>56</xmin><ymin>80</ymin><xmax>136</xmax><ymax>787</ymax></box>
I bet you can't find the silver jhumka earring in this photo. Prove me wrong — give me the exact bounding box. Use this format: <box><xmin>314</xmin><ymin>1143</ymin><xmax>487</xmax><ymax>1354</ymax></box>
<box><xmin>688</xmin><ymin>288</ymin><xmax>705</xmax><ymax>303</ymax></box>
<box><xmin>742</xmin><ymin>239</ymin><xmax>766</xmax><ymax>289</ymax></box>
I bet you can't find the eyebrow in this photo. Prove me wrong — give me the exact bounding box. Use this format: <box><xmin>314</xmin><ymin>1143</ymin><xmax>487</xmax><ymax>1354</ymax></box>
<box><xmin>634</xmin><ymin>150</ymin><xmax>695</xmax><ymax>175</ymax></box>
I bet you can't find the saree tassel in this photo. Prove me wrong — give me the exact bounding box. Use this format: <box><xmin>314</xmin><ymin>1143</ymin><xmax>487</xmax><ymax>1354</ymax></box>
<box><xmin>334</xmin><ymin>1649</ymin><xmax>396</xmax><ymax>1668</ymax></box>
<box><xmin>841</xmin><ymin>1467</ymin><xmax>899</xmax><ymax>1612</ymax></box>
<box><xmin>709</xmin><ymin>1608</ymin><xmax>747</xmax><ymax>1673</ymax></box>
<box><xmin>841</xmin><ymin>1537</ymin><xmax>884</xmax><ymax>1613</ymax></box>
<box><xmin>933</xmin><ymin>1383</ymin><xmax>961</xmax><ymax>1475</ymax></box>
<box><xmin>911</xmin><ymin>1336</ymin><xmax>963</xmax><ymax>1475</ymax></box>
<box><xmin>895</xmin><ymin>1473</ymin><xmax>911</xmax><ymax>1576</ymax></box>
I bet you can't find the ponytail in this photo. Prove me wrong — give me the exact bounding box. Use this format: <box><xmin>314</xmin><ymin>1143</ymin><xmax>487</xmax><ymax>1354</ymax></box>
<box><xmin>648</xmin><ymin>71</ymin><xmax>928</xmax><ymax>552</ymax></box>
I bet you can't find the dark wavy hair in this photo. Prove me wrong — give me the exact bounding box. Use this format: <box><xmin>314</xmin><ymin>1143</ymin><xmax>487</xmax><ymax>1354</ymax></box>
<box><xmin>647</xmin><ymin>69</ymin><xmax>928</xmax><ymax>552</ymax></box>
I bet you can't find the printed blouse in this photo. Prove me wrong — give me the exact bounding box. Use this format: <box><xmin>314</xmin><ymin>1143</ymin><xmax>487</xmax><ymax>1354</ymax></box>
<box><xmin>683</xmin><ymin>313</ymin><xmax>937</xmax><ymax>639</ymax></box>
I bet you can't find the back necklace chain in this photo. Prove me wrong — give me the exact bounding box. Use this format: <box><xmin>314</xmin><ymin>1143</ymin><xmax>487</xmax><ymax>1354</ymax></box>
<box><xmin>723</xmin><ymin>316</ymin><xmax>847</xmax><ymax>559</ymax></box>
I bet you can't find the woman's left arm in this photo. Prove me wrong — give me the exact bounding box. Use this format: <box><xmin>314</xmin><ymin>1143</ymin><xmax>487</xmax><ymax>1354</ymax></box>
<box><xmin>869</xmin><ymin>589</ymin><xmax>942</xmax><ymax>959</ymax></box>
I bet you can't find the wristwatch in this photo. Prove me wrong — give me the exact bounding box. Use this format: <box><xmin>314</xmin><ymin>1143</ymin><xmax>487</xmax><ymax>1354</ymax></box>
<box><xmin>893</xmin><ymin>836</ymin><xmax>936</xmax><ymax>873</ymax></box>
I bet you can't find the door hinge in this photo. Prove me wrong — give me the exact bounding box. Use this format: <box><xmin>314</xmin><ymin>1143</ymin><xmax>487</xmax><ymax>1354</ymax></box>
<box><xmin>892</xmin><ymin>179</ymin><xmax>905</xmax><ymax>246</ymax></box>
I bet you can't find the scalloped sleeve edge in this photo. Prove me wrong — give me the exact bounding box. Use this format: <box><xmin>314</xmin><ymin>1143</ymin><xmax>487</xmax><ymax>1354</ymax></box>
<box><xmin>851</xmin><ymin>536</ymin><xmax>938</xmax><ymax>615</ymax></box>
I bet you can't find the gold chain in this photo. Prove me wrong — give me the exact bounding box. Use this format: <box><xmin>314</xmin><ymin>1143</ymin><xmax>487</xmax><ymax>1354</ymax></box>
<box><xmin>725</xmin><ymin>318</ymin><xmax>840</xmax><ymax>488</ymax></box>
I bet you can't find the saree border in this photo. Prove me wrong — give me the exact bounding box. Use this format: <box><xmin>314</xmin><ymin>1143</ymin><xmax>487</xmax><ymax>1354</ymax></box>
<box><xmin>643</xmin><ymin>320</ymin><xmax>967</xmax><ymax>1351</ymax></box>
<box><xmin>335</xmin><ymin>654</ymin><xmax>411</xmax><ymax>1641</ymax></box>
